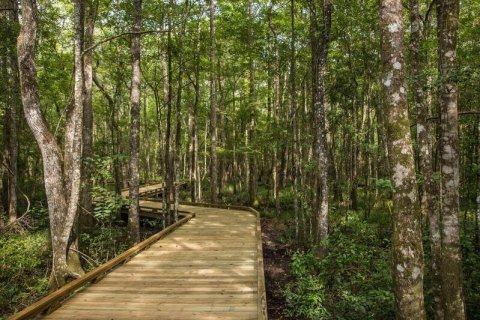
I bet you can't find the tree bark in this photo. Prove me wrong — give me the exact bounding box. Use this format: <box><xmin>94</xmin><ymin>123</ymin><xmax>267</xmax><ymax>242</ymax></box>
<box><xmin>18</xmin><ymin>0</ymin><xmax>86</xmax><ymax>289</ymax></box>
<box><xmin>128</xmin><ymin>0</ymin><xmax>142</xmax><ymax>245</ymax></box>
<box><xmin>164</xmin><ymin>1</ymin><xmax>174</xmax><ymax>219</ymax></box>
<box><xmin>290</xmin><ymin>0</ymin><xmax>302</xmax><ymax>242</ymax></box>
<box><xmin>247</xmin><ymin>0</ymin><xmax>257</xmax><ymax>206</ymax></box>
<box><xmin>190</xmin><ymin>18</ymin><xmax>201</xmax><ymax>202</ymax></box>
<box><xmin>409</xmin><ymin>1</ymin><xmax>443</xmax><ymax>318</ymax></box>
<box><xmin>436</xmin><ymin>0</ymin><xmax>466</xmax><ymax>318</ymax></box>
<box><xmin>7</xmin><ymin>0</ymin><xmax>19</xmax><ymax>225</ymax></box>
<box><xmin>310</xmin><ymin>0</ymin><xmax>332</xmax><ymax>253</ymax></box>
<box><xmin>80</xmin><ymin>0</ymin><xmax>98</xmax><ymax>228</ymax></box>
<box><xmin>209</xmin><ymin>0</ymin><xmax>218</xmax><ymax>203</ymax></box>
<box><xmin>380</xmin><ymin>0</ymin><xmax>426</xmax><ymax>318</ymax></box>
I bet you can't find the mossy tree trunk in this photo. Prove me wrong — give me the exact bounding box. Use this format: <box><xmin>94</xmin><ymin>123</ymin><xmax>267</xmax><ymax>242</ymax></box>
<box><xmin>380</xmin><ymin>0</ymin><xmax>426</xmax><ymax>318</ymax></box>
<box><xmin>436</xmin><ymin>0</ymin><xmax>466</xmax><ymax>318</ymax></box>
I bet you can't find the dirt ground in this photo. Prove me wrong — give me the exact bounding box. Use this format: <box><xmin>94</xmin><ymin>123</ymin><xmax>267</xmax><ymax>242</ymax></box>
<box><xmin>261</xmin><ymin>217</ymin><xmax>294</xmax><ymax>319</ymax></box>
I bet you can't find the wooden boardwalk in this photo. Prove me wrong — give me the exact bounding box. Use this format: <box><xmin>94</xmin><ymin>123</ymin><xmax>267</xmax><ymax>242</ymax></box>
<box><xmin>36</xmin><ymin>185</ymin><xmax>267</xmax><ymax>319</ymax></box>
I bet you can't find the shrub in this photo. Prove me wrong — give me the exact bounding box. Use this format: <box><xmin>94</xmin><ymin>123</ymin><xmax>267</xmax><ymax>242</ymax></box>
<box><xmin>0</xmin><ymin>231</ymin><xmax>50</xmax><ymax>317</ymax></box>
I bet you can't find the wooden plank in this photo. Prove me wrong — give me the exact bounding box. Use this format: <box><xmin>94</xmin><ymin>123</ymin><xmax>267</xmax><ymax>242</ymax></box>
<box><xmin>45</xmin><ymin>310</ymin><xmax>257</xmax><ymax>320</ymax></box>
<box><xmin>16</xmin><ymin>196</ymin><xmax>267</xmax><ymax>320</ymax></box>
<box><xmin>8</xmin><ymin>213</ymin><xmax>194</xmax><ymax>320</ymax></box>
<box><xmin>54</xmin><ymin>304</ymin><xmax>257</xmax><ymax>312</ymax></box>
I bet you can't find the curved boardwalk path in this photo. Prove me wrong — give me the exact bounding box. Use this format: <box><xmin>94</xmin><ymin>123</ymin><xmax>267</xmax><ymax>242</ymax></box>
<box><xmin>39</xmin><ymin>185</ymin><xmax>266</xmax><ymax>320</ymax></box>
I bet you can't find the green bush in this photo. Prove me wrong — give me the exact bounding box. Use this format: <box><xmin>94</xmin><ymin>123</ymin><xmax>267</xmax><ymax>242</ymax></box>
<box><xmin>285</xmin><ymin>217</ymin><xmax>394</xmax><ymax>320</ymax></box>
<box><xmin>0</xmin><ymin>231</ymin><xmax>50</xmax><ymax>317</ymax></box>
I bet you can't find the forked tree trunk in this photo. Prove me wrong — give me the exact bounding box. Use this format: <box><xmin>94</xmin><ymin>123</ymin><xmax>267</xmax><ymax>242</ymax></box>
<box><xmin>380</xmin><ymin>0</ymin><xmax>426</xmax><ymax>318</ymax></box>
<box><xmin>18</xmin><ymin>0</ymin><xmax>86</xmax><ymax>289</ymax></box>
<box><xmin>128</xmin><ymin>0</ymin><xmax>142</xmax><ymax>245</ymax></box>
<box><xmin>436</xmin><ymin>0</ymin><xmax>466</xmax><ymax>318</ymax></box>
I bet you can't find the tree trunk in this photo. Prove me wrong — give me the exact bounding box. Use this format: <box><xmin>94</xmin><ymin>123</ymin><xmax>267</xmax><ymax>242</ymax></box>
<box><xmin>190</xmin><ymin>19</ymin><xmax>201</xmax><ymax>202</ymax></box>
<box><xmin>128</xmin><ymin>0</ymin><xmax>142</xmax><ymax>245</ymax></box>
<box><xmin>477</xmin><ymin>117</ymin><xmax>480</xmax><ymax>248</ymax></box>
<box><xmin>409</xmin><ymin>1</ymin><xmax>443</xmax><ymax>318</ymax></box>
<box><xmin>18</xmin><ymin>0</ymin><xmax>86</xmax><ymax>289</ymax></box>
<box><xmin>7</xmin><ymin>0</ymin><xmax>19</xmax><ymax>225</ymax></box>
<box><xmin>310</xmin><ymin>0</ymin><xmax>332</xmax><ymax>253</ymax></box>
<box><xmin>80</xmin><ymin>0</ymin><xmax>98</xmax><ymax>228</ymax></box>
<box><xmin>380</xmin><ymin>0</ymin><xmax>426</xmax><ymax>318</ymax></box>
<box><xmin>209</xmin><ymin>0</ymin><xmax>218</xmax><ymax>203</ymax></box>
<box><xmin>436</xmin><ymin>0</ymin><xmax>466</xmax><ymax>318</ymax></box>
<box><xmin>247</xmin><ymin>0</ymin><xmax>257</xmax><ymax>206</ymax></box>
<box><xmin>164</xmin><ymin>1</ymin><xmax>174</xmax><ymax>219</ymax></box>
<box><xmin>290</xmin><ymin>0</ymin><xmax>302</xmax><ymax>242</ymax></box>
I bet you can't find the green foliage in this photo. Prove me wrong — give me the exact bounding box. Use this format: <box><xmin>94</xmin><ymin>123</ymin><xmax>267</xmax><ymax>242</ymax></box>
<box><xmin>285</xmin><ymin>252</ymin><xmax>330</xmax><ymax>320</ymax></box>
<box><xmin>80</xmin><ymin>227</ymin><xmax>129</xmax><ymax>270</ymax></box>
<box><xmin>92</xmin><ymin>185</ymin><xmax>128</xmax><ymax>224</ymax></box>
<box><xmin>90</xmin><ymin>155</ymin><xmax>129</xmax><ymax>224</ymax></box>
<box><xmin>285</xmin><ymin>215</ymin><xmax>394</xmax><ymax>320</ymax></box>
<box><xmin>0</xmin><ymin>231</ymin><xmax>50</xmax><ymax>317</ymax></box>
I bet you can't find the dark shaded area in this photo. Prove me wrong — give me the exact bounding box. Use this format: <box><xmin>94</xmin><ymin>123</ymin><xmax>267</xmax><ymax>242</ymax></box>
<box><xmin>262</xmin><ymin>217</ymin><xmax>293</xmax><ymax>319</ymax></box>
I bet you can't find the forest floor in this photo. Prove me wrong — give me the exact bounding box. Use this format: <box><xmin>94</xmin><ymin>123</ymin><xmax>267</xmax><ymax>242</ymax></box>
<box><xmin>261</xmin><ymin>216</ymin><xmax>294</xmax><ymax>320</ymax></box>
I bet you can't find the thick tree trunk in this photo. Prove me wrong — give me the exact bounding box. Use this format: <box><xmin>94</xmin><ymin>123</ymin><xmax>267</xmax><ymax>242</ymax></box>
<box><xmin>209</xmin><ymin>0</ymin><xmax>218</xmax><ymax>203</ymax></box>
<box><xmin>436</xmin><ymin>1</ymin><xmax>466</xmax><ymax>318</ymax></box>
<box><xmin>409</xmin><ymin>1</ymin><xmax>443</xmax><ymax>318</ymax></box>
<box><xmin>380</xmin><ymin>0</ymin><xmax>426</xmax><ymax>318</ymax></box>
<box><xmin>128</xmin><ymin>0</ymin><xmax>142</xmax><ymax>245</ymax></box>
<box><xmin>18</xmin><ymin>0</ymin><xmax>86</xmax><ymax>289</ymax></box>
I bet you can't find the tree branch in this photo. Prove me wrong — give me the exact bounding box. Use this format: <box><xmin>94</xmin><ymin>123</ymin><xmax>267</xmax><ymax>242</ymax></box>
<box><xmin>82</xmin><ymin>30</ymin><xmax>167</xmax><ymax>55</ymax></box>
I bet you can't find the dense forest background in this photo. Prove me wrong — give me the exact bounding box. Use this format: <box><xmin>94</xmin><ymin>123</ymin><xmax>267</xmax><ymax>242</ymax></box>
<box><xmin>1</xmin><ymin>0</ymin><xmax>479</xmax><ymax>319</ymax></box>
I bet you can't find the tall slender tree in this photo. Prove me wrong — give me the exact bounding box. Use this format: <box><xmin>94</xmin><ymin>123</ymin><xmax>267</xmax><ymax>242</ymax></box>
<box><xmin>80</xmin><ymin>0</ymin><xmax>98</xmax><ymax>228</ymax></box>
<box><xmin>436</xmin><ymin>0</ymin><xmax>466</xmax><ymax>318</ymax></box>
<box><xmin>309</xmin><ymin>0</ymin><xmax>332</xmax><ymax>253</ymax></box>
<box><xmin>380</xmin><ymin>0</ymin><xmax>426</xmax><ymax>318</ymax></box>
<box><xmin>7</xmin><ymin>0</ymin><xmax>19</xmax><ymax>225</ymax></box>
<box><xmin>247</xmin><ymin>0</ymin><xmax>257</xmax><ymax>206</ymax></box>
<box><xmin>409</xmin><ymin>0</ymin><xmax>443</xmax><ymax>318</ymax></box>
<box><xmin>128</xmin><ymin>0</ymin><xmax>142</xmax><ymax>245</ymax></box>
<box><xmin>209</xmin><ymin>0</ymin><xmax>218</xmax><ymax>203</ymax></box>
